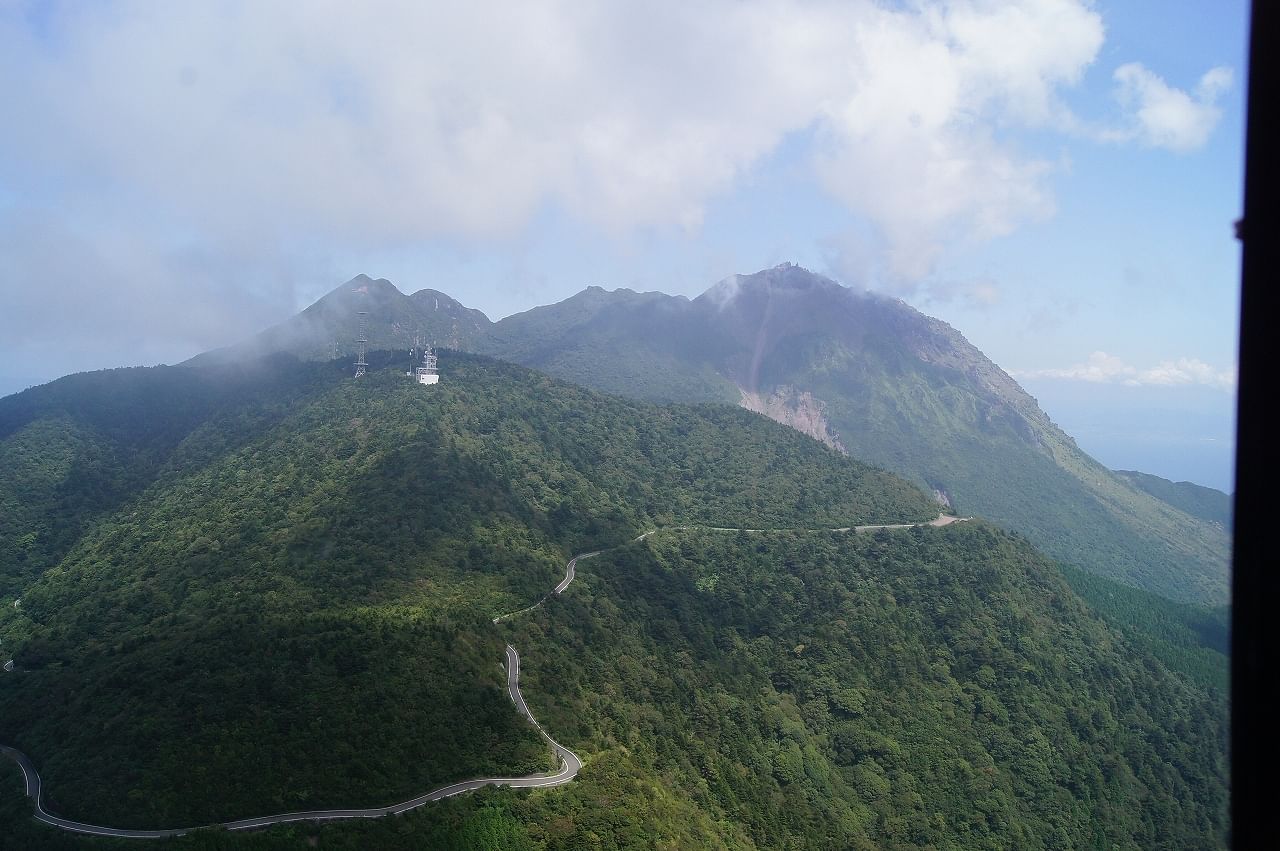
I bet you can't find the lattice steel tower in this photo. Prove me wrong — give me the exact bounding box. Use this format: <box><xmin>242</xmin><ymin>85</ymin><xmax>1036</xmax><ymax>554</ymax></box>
<box><xmin>353</xmin><ymin>311</ymin><xmax>369</xmax><ymax>378</ymax></box>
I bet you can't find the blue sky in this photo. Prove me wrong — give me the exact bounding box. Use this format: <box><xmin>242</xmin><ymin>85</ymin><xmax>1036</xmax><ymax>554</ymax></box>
<box><xmin>0</xmin><ymin>1</ymin><xmax>1248</xmax><ymax>490</ymax></box>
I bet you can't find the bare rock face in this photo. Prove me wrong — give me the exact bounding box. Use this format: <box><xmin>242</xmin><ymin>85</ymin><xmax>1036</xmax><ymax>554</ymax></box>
<box><xmin>739</xmin><ymin>385</ymin><xmax>845</xmax><ymax>453</ymax></box>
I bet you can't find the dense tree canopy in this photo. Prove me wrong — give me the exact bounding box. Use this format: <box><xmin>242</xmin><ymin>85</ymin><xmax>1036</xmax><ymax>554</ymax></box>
<box><xmin>0</xmin><ymin>352</ymin><xmax>1227</xmax><ymax>848</ymax></box>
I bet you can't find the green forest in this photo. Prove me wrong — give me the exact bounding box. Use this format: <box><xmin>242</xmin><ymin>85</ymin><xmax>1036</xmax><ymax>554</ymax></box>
<box><xmin>464</xmin><ymin>268</ymin><xmax>1233</xmax><ymax>607</ymax></box>
<box><xmin>0</xmin><ymin>352</ymin><xmax>1228</xmax><ymax>848</ymax></box>
<box><xmin>200</xmin><ymin>269</ymin><xmax>1232</xmax><ymax>606</ymax></box>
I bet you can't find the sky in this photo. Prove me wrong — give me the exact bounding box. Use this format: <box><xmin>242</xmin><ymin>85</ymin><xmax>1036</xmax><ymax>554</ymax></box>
<box><xmin>0</xmin><ymin>0</ymin><xmax>1248</xmax><ymax>490</ymax></box>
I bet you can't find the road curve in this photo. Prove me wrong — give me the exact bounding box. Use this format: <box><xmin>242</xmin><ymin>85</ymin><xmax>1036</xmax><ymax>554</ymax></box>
<box><xmin>1</xmin><ymin>641</ymin><xmax>580</xmax><ymax>838</ymax></box>
<box><xmin>2</xmin><ymin>515</ymin><xmax>960</xmax><ymax>838</ymax></box>
<box><xmin>555</xmin><ymin>551</ymin><xmax>599</xmax><ymax>595</ymax></box>
<box><xmin>492</xmin><ymin>551</ymin><xmax>600</xmax><ymax>625</ymax></box>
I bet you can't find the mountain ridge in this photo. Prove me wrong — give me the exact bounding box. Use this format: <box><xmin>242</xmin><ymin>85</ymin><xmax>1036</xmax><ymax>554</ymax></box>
<box><xmin>0</xmin><ymin>351</ymin><xmax>1228</xmax><ymax>848</ymax></box>
<box><xmin>0</xmin><ymin>351</ymin><xmax>935</xmax><ymax>829</ymax></box>
<box><xmin>1114</xmin><ymin>468</ymin><xmax>1232</xmax><ymax>531</ymax></box>
<box><xmin>199</xmin><ymin>264</ymin><xmax>1228</xmax><ymax>605</ymax></box>
<box><xmin>190</xmin><ymin>275</ymin><xmax>493</xmax><ymax>367</ymax></box>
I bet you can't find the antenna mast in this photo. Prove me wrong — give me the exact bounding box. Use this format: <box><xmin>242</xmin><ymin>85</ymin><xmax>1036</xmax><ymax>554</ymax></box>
<box><xmin>354</xmin><ymin>310</ymin><xmax>368</xmax><ymax>378</ymax></box>
<box><xmin>407</xmin><ymin>335</ymin><xmax>420</xmax><ymax>377</ymax></box>
<box><xmin>414</xmin><ymin>340</ymin><xmax>441</xmax><ymax>386</ymax></box>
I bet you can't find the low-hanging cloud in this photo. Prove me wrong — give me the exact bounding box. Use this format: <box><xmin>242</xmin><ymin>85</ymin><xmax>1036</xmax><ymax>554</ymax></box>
<box><xmin>1015</xmin><ymin>351</ymin><xmax>1237</xmax><ymax>390</ymax></box>
<box><xmin>0</xmin><ymin>0</ymin><xmax>1235</xmax><ymax>387</ymax></box>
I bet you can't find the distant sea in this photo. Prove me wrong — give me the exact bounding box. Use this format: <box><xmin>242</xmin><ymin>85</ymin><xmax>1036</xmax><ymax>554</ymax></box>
<box><xmin>1021</xmin><ymin>380</ymin><xmax>1236</xmax><ymax>493</ymax></box>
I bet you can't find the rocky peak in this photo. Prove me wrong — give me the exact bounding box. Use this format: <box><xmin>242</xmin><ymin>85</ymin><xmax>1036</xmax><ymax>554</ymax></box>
<box><xmin>696</xmin><ymin>262</ymin><xmax>846</xmax><ymax>309</ymax></box>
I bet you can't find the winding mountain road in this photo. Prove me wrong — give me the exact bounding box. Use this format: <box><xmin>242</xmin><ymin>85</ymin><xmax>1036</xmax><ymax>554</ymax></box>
<box><xmin>1</xmin><ymin>514</ymin><xmax>961</xmax><ymax>838</ymax></box>
<box><xmin>0</xmin><ymin>643</ymin><xmax>580</xmax><ymax>839</ymax></box>
<box><xmin>651</xmin><ymin>514</ymin><xmax>967</xmax><ymax>536</ymax></box>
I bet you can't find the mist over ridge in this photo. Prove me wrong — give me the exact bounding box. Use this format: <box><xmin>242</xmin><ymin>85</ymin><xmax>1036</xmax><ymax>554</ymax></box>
<box><xmin>181</xmin><ymin>262</ymin><xmax>1231</xmax><ymax>607</ymax></box>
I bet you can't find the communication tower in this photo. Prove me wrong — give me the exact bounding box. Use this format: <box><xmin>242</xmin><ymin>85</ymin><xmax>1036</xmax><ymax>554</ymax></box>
<box><xmin>415</xmin><ymin>343</ymin><xmax>440</xmax><ymax>386</ymax></box>
<box><xmin>353</xmin><ymin>311</ymin><xmax>368</xmax><ymax>378</ymax></box>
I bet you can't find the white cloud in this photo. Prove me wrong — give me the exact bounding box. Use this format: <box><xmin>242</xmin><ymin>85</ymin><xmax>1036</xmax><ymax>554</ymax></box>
<box><xmin>1016</xmin><ymin>351</ymin><xmax>1237</xmax><ymax>390</ymax></box>
<box><xmin>0</xmin><ymin>3</ymin><xmax>1109</xmax><ymax>261</ymax></box>
<box><xmin>815</xmin><ymin>0</ymin><xmax>1105</xmax><ymax>283</ymax></box>
<box><xmin>1</xmin><ymin>2</ymin><xmax>831</xmax><ymax>243</ymax></box>
<box><xmin>0</xmin><ymin>0</ymin><xmax>1234</xmax><ymax>357</ymax></box>
<box><xmin>1107</xmin><ymin>63</ymin><xmax>1233</xmax><ymax>152</ymax></box>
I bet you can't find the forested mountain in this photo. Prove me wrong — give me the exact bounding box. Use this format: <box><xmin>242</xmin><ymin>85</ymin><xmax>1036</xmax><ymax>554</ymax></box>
<box><xmin>0</xmin><ymin>351</ymin><xmax>920</xmax><ymax>829</ymax></box>
<box><xmin>473</xmin><ymin>264</ymin><xmax>1231</xmax><ymax>606</ymax></box>
<box><xmin>0</xmin><ymin>352</ymin><xmax>1228</xmax><ymax>848</ymax></box>
<box><xmin>1114</xmin><ymin>469</ymin><xmax>1233</xmax><ymax>531</ymax></box>
<box><xmin>191</xmin><ymin>275</ymin><xmax>492</xmax><ymax>366</ymax></box>
<box><xmin>208</xmin><ymin>266</ymin><xmax>1227</xmax><ymax>605</ymax></box>
<box><xmin>0</xmin><ymin>359</ymin><xmax>312</xmax><ymax>597</ymax></box>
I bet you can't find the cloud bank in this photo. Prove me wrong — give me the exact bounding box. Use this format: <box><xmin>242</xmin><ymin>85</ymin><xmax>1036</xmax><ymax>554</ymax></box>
<box><xmin>1016</xmin><ymin>351</ymin><xmax>1237</xmax><ymax>390</ymax></box>
<box><xmin>0</xmin><ymin>0</ymin><xmax>1235</xmax><ymax>385</ymax></box>
<box><xmin>1</xmin><ymin>2</ymin><xmax>1229</xmax><ymax>257</ymax></box>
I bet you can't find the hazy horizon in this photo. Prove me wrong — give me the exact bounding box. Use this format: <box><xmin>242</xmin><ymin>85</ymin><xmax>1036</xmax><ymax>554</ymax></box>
<box><xmin>0</xmin><ymin>265</ymin><xmax>1239</xmax><ymax>494</ymax></box>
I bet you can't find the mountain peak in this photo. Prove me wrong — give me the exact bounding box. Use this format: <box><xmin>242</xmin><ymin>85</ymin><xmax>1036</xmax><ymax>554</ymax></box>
<box><xmin>697</xmin><ymin>263</ymin><xmax>845</xmax><ymax>308</ymax></box>
<box><xmin>340</xmin><ymin>274</ymin><xmax>401</xmax><ymax>296</ymax></box>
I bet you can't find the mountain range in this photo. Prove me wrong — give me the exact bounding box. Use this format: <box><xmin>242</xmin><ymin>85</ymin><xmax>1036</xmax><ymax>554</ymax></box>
<box><xmin>0</xmin><ymin>350</ymin><xmax>1229</xmax><ymax>849</ymax></box>
<box><xmin>198</xmin><ymin>264</ymin><xmax>1230</xmax><ymax>606</ymax></box>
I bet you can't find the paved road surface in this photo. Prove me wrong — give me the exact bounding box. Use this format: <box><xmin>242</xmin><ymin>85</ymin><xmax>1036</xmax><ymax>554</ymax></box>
<box><xmin>637</xmin><ymin>513</ymin><xmax>967</xmax><ymax>538</ymax></box>
<box><xmin>1</xmin><ymin>514</ymin><xmax>962</xmax><ymax>838</ymax></box>
<box><xmin>0</xmin><ymin>643</ymin><xmax>580</xmax><ymax>838</ymax></box>
<box><xmin>492</xmin><ymin>551</ymin><xmax>599</xmax><ymax>625</ymax></box>
<box><xmin>555</xmin><ymin>551</ymin><xmax>599</xmax><ymax>594</ymax></box>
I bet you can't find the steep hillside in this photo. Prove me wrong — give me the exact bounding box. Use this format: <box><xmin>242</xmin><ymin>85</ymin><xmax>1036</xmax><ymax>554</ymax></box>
<box><xmin>477</xmin><ymin>264</ymin><xmax>1230</xmax><ymax>605</ymax></box>
<box><xmin>1115</xmin><ymin>469</ymin><xmax>1233</xmax><ymax>531</ymax></box>
<box><xmin>0</xmin><ymin>351</ymin><xmax>934</xmax><ymax>830</ymax></box>
<box><xmin>0</xmin><ymin>352</ymin><xmax>1229</xmax><ymax>849</ymax></box>
<box><xmin>476</xmin><ymin>286</ymin><xmax>740</xmax><ymax>405</ymax></box>
<box><xmin>203</xmin><ymin>266</ymin><xmax>1228</xmax><ymax>604</ymax></box>
<box><xmin>1060</xmin><ymin>564</ymin><xmax>1230</xmax><ymax>693</ymax></box>
<box><xmin>502</xmin><ymin>523</ymin><xmax>1228</xmax><ymax>849</ymax></box>
<box><xmin>0</xmin><ymin>358</ymin><xmax>320</xmax><ymax>597</ymax></box>
<box><xmin>4</xmin><ymin>525</ymin><xmax>1228</xmax><ymax>850</ymax></box>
